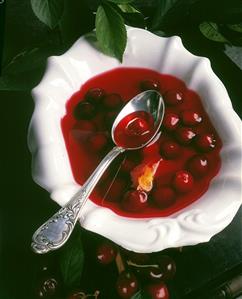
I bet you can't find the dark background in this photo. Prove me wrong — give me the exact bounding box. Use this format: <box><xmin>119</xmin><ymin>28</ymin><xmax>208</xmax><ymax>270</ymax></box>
<box><xmin>0</xmin><ymin>1</ymin><xmax>242</xmax><ymax>299</ymax></box>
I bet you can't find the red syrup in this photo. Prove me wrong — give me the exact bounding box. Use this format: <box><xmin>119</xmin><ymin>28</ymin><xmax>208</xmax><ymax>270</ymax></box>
<box><xmin>61</xmin><ymin>67</ymin><xmax>222</xmax><ymax>218</ymax></box>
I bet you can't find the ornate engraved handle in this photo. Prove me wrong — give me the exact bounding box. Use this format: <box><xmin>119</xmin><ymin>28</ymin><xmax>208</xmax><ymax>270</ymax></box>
<box><xmin>31</xmin><ymin>146</ymin><xmax>125</xmax><ymax>254</ymax></box>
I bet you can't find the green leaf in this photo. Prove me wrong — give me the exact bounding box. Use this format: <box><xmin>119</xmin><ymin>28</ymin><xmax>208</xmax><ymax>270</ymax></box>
<box><xmin>3</xmin><ymin>49</ymin><xmax>39</xmax><ymax>74</ymax></box>
<box><xmin>199</xmin><ymin>22</ymin><xmax>228</xmax><ymax>43</ymax></box>
<box><xmin>3</xmin><ymin>46</ymin><xmax>60</xmax><ymax>75</ymax></box>
<box><xmin>152</xmin><ymin>30</ymin><xmax>169</xmax><ymax>37</ymax></box>
<box><xmin>85</xmin><ymin>31</ymin><xmax>102</xmax><ymax>51</ymax></box>
<box><xmin>224</xmin><ymin>45</ymin><xmax>242</xmax><ymax>70</ymax></box>
<box><xmin>0</xmin><ymin>76</ymin><xmax>20</xmax><ymax>91</ymax></box>
<box><xmin>59</xmin><ymin>231</ymin><xmax>84</xmax><ymax>289</ymax></box>
<box><xmin>118</xmin><ymin>4</ymin><xmax>140</xmax><ymax>14</ymax></box>
<box><xmin>116</xmin><ymin>4</ymin><xmax>145</xmax><ymax>28</ymax></box>
<box><xmin>151</xmin><ymin>0</ymin><xmax>179</xmax><ymax>30</ymax></box>
<box><xmin>0</xmin><ymin>68</ymin><xmax>45</xmax><ymax>91</ymax></box>
<box><xmin>0</xmin><ymin>44</ymin><xmax>63</xmax><ymax>91</ymax></box>
<box><xmin>31</xmin><ymin>0</ymin><xmax>65</xmax><ymax>29</ymax></box>
<box><xmin>227</xmin><ymin>23</ymin><xmax>242</xmax><ymax>33</ymax></box>
<box><xmin>107</xmin><ymin>0</ymin><xmax>134</xmax><ymax>4</ymax></box>
<box><xmin>95</xmin><ymin>3</ymin><xmax>127</xmax><ymax>62</ymax></box>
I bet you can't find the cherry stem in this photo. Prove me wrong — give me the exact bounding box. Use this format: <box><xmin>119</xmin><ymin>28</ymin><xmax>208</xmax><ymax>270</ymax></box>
<box><xmin>77</xmin><ymin>290</ymin><xmax>100</xmax><ymax>299</ymax></box>
<box><xmin>115</xmin><ymin>250</ymin><xmax>126</xmax><ymax>273</ymax></box>
<box><xmin>127</xmin><ymin>260</ymin><xmax>159</xmax><ymax>269</ymax></box>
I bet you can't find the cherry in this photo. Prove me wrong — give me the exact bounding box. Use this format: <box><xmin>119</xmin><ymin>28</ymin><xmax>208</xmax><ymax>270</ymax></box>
<box><xmin>116</xmin><ymin>271</ymin><xmax>139</xmax><ymax>299</ymax></box>
<box><xmin>163</xmin><ymin>113</ymin><xmax>180</xmax><ymax>131</ymax></box>
<box><xmin>134</xmin><ymin>255</ymin><xmax>176</xmax><ymax>282</ymax></box>
<box><xmin>160</xmin><ymin>141</ymin><xmax>180</xmax><ymax>159</ymax></box>
<box><xmin>96</xmin><ymin>241</ymin><xmax>117</xmax><ymax>264</ymax></box>
<box><xmin>104</xmin><ymin>110</ymin><xmax>118</xmax><ymax>128</ymax></box>
<box><xmin>196</xmin><ymin>133</ymin><xmax>216</xmax><ymax>151</ymax></box>
<box><xmin>106</xmin><ymin>178</ymin><xmax>128</xmax><ymax>202</ymax></box>
<box><xmin>121</xmin><ymin>190</ymin><xmax>148</xmax><ymax>212</ymax></box>
<box><xmin>73</xmin><ymin>120</ymin><xmax>96</xmax><ymax>132</ymax></box>
<box><xmin>164</xmin><ymin>90</ymin><xmax>184</xmax><ymax>106</ymax></box>
<box><xmin>144</xmin><ymin>282</ymin><xmax>169</xmax><ymax>299</ymax></box>
<box><xmin>121</xmin><ymin>158</ymin><xmax>136</xmax><ymax>173</ymax></box>
<box><xmin>103</xmin><ymin>93</ymin><xmax>123</xmax><ymax>110</ymax></box>
<box><xmin>126</xmin><ymin>117</ymin><xmax>150</xmax><ymax>136</ymax></box>
<box><xmin>152</xmin><ymin>187</ymin><xmax>176</xmax><ymax>208</ymax></box>
<box><xmin>132</xmin><ymin>265</ymin><xmax>162</xmax><ymax>282</ymax></box>
<box><xmin>175</xmin><ymin>127</ymin><xmax>196</xmax><ymax>145</ymax></box>
<box><xmin>142</xmin><ymin>141</ymin><xmax>160</xmax><ymax>157</ymax></box>
<box><xmin>88</xmin><ymin>133</ymin><xmax>108</xmax><ymax>152</ymax></box>
<box><xmin>181</xmin><ymin>110</ymin><xmax>202</xmax><ymax>126</ymax></box>
<box><xmin>85</xmin><ymin>87</ymin><xmax>105</xmax><ymax>103</ymax></box>
<box><xmin>172</xmin><ymin>170</ymin><xmax>194</xmax><ymax>193</ymax></box>
<box><xmin>140</xmin><ymin>79</ymin><xmax>160</xmax><ymax>91</ymax></box>
<box><xmin>187</xmin><ymin>155</ymin><xmax>208</xmax><ymax>177</ymax></box>
<box><xmin>156</xmin><ymin>255</ymin><xmax>176</xmax><ymax>280</ymax></box>
<box><xmin>73</xmin><ymin>101</ymin><xmax>96</xmax><ymax>120</ymax></box>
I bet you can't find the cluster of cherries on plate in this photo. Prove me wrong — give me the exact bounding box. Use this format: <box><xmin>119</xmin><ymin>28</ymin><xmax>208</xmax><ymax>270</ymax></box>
<box><xmin>69</xmin><ymin>240</ymin><xmax>175</xmax><ymax>299</ymax></box>
<box><xmin>62</xmin><ymin>67</ymin><xmax>221</xmax><ymax>217</ymax></box>
<box><xmin>94</xmin><ymin>240</ymin><xmax>175</xmax><ymax>299</ymax></box>
<box><xmin>35</xmin><ymin>239</ymin><xmax>176</xmax><ymax>299</ymax></box>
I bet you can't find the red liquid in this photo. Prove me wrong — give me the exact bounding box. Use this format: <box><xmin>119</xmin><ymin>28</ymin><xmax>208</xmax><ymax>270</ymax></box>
<box><xmin>61</xmin><ymin>67</ymin><xmax>222</xmax><ymax>218</ymax></box>
<box><xmin>114</xmin><ymin>111</ymin><xmax>155</xmax><ymax>148</ymax></box>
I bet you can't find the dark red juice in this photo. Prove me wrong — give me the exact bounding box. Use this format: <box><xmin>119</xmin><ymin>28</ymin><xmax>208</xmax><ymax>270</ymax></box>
<box><xmin>61</xmin><ymin>67</ymin><xmax>222</xmax><ymax>218</ymax></box>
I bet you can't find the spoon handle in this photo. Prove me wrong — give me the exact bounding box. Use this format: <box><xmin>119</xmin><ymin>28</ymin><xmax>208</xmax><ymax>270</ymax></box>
<box><xmin>31</xmin><ymin>146</ymin><xmax>125</xmax><ymax>254</ymax></box>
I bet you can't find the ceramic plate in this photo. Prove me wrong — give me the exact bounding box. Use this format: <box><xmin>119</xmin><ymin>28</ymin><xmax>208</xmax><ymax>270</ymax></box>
<box><xmin>28</xmin><ymin>27</ymin><xmax>242</xmax><ymax>252</ymax></box>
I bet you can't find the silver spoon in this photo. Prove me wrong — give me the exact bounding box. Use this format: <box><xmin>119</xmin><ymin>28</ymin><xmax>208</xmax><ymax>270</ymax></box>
<box><xmin>31</xmin><ymin>90</ymin><xmax>165</xmax><ymax>254</ymax></box>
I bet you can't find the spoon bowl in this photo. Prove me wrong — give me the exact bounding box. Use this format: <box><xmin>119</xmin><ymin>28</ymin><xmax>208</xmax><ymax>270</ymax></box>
<box><xmin>31</xmin><ymin>90</ymin><xmax>164</xmax><ymax>254</ymax></box>
<box><xmin>112</xmin><ymin>90</ymin><xmax>164</xmax><ymax>150</ymax></box>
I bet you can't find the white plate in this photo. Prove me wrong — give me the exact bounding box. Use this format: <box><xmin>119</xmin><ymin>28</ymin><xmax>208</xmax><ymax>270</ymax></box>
<box><xmin>28</xmin><ymin>27</ymin><xmax>242</xmax><ymax>253</ymax></box>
